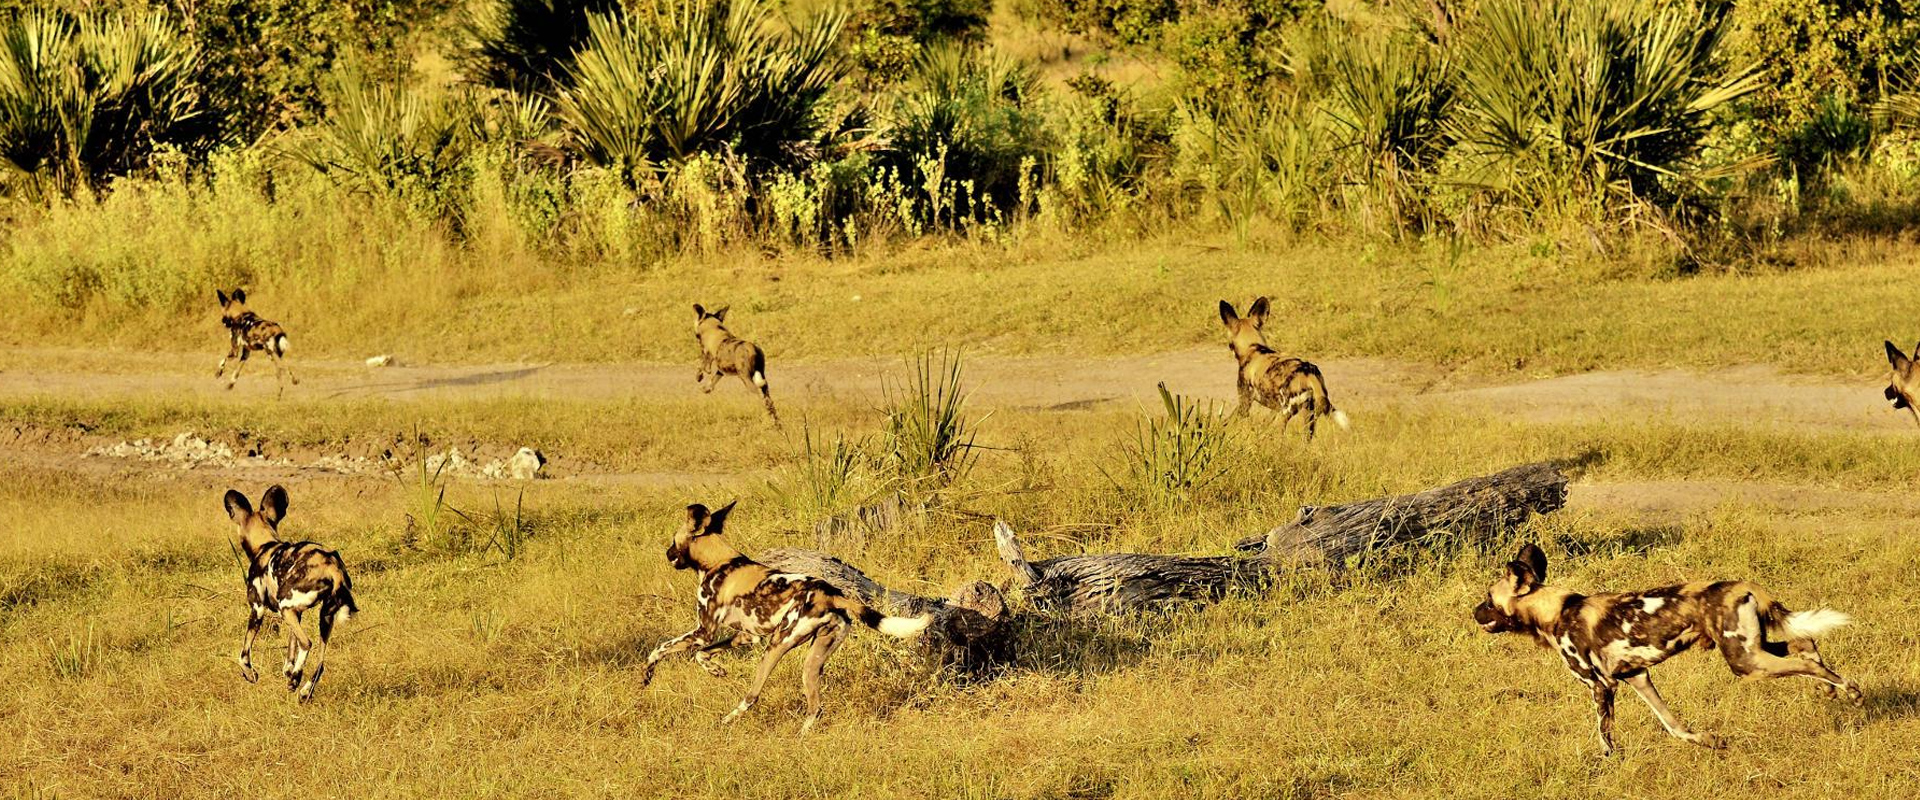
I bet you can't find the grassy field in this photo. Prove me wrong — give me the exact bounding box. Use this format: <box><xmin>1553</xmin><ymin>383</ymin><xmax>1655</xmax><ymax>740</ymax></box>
<box><xmin>4</xmin><ymin>229</ymin><xmax>1920</xmax><ymax>797</ymax></box>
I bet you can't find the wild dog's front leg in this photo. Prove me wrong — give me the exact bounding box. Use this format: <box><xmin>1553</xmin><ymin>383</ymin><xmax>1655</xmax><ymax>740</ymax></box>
<box><xmin>692</xmin><ymin>635</ymin><xmax>739</xmax><ymax>678</ymax></box>
<box><xmin>721</xmin><ymin>632</ymin><xmax>804</xmax><ymax>725</ymax></box>
<box><xmin>1623</xmin><ymin>672</ymin><xmax>1723</xmax><ymax>749</ymax></box>
<box><xmin>227</xmin><ymin>349</ymin><xmax>250</xmax><ymax>389</ymax></box>
<box><xmin>216</xmin><ymin>334</ymin><xmax>240</xmax><ymax>379</ymax></box>
<box><xmin>237</xmin><ymin>604</ymin><xmax>265</xmax><ymax>683</ymax></box>
<box><xmin>640</xmin><ymin>627</ymin><xmax>710</xmax><ymax>687</ymax></box>
<box><xmin>1591</xmin><ymin>682</ymin><xmax>1618</xmax><ymax>757</ymax></box>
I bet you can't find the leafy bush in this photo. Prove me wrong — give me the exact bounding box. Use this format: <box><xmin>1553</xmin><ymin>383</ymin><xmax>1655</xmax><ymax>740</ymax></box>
<box><xmin>1450</xmin><ymin>0</ymin><xmax>1762</xmax><ymax>208</ymax></box>
<box><xmin>0</xmin><ymin>8</ymin><xmax>205</xmax><ymax>199</ymax></box>
<box><xmin>1729</xmin><ymin>0</ymin><xmax>1920</xmax><ymax>155</ymax></box>
<box><xmin>846</xmin><ymin>0</ymin><xmax>992</xmax><ymax>86</ymax></box>
<box><xmin>555</xmin><ymin>0</ymin><xmax>847</xmax><ymax>179</ymax></box>
<box><xmin>182</xmin><ymin>0</ymin><xmax>443</xmax><ymax>143</ymax></box>
<box><xmin>881</xmin><ymin>43</ymin><xmax>1049</xmax><ymax>227</ymax></box>
<box><xmin>457</xmin><ymin>0</ymin><xmax>622</xmax><ymax>94</ymax></box>
<box><xmin>287</xmin><ymin>69</ymin><xmax>476</xmax><ymax>219</ymax></box>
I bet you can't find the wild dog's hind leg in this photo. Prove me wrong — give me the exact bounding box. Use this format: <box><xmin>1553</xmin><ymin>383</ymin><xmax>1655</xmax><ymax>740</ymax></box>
<box><xmin>721</xmin><ymin>631</ymin><xmax>805</xmax><ymax>725</ymax></box>
<box><xmin>1721</xmin><ymin>596</ymin><xmax>1861</xmax><ymax>701</ymax></box>
<box><xmin>237</xmin><ymin>604</ymin><xmax>264</xmax><ymax>683</ymax></box>
<box><xmin>298</xmin><ymin>600</ymin><xmax>341</xmax><ymax>702</ymax></box>
<box><xmin>280</xmin><ymin>608</ymin><xmax>312</xmax><ymax>692</ymax></box>
<box><xmin>227</xmin><ymin>349</ymin><xmax>250</xmax><ymax>389</ymax></box>
<box><xmin>798</xmin><ymin>620</ymin><xmax>849</xmax><ymax>734</ymax></box>
<box><xmin>216</xmin><ymin>335</ymin><xmax>240</xmax><ymax>379</ymax></box>
<box><xmin>1623</xmin><ymin>672</ymin><xmax>1723</xmax><ymax>749</ymax></box>
<box><xmin>640</xmin><ymin>627</ymin><xmax>711</xmax><ymax>687</ymax></box>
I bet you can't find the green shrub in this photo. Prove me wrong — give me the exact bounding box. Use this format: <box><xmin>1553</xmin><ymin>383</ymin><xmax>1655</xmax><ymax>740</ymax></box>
<box><xmin>0</xmin><ymin>8</ymin><xmax>205</xmax><ymax>199</ymax></box>
<box><xmin>555</xmin><ymin>0</ymin><xmax>847</xmax><ymax>180</ymax></box>
<box><xmin>457</xmin><ymin>0</ymin><xmax>623</xmax><ymax>94</ymax></box>
<box><xmin>287</xmin><ymin>70</ymin><xmax>476</xmax><ymax>221</ymax></box>
<box><xmin>1450</xmin><ymin>0</ymin><xmax>1762</xmax><ymax>210</ymax></box>
<box><xmin>880</xmin><ymin>43</ymin><xmax>1049</xmax><ymax>228</ymax></box>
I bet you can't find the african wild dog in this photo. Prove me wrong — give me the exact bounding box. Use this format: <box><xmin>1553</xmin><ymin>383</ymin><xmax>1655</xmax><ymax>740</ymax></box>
<box><xmin>692</xmin><ymin>303</ymin><xmax>778</xmax><ymax>424</ymax></box>
<box><xmin>641</xmin><ymin>501</ymin><xmax>931</xmax><ymax>732</ymax></box>
<box><xmin>1473</xmin><ymin>544</ymin><xmax>1861</xmax><ymax>756</ymax></box>
<box><xmin>215</xmin><ymin>289</ymin><xmax>297</xmax><ymax>393</ymax></box>
<box><xmin>1219</xmin><ymin>297</ymin><xmax>1348</xmax><ymax>438</ymax></box>
<box><xmin>224</xmin><ymin>485</ymin><xmax>358</xmax><ymax>702</ymax></box>
<box><xmin>1884</xmin><ymin>340</ymin><xmax>1920</xmax><ymax>426</ymax></box>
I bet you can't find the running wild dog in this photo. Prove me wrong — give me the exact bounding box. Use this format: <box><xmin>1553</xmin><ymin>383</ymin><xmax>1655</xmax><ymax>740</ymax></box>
<box><xmin>641</xmin><ymin>501</ymin><xmax>931</xmax><ymax>732</ymax></box>
<box><xmin>692</xmin><ymin>303</ymin><xmax>778</xmax><ymax>423</ymax></box>
<box><xmin>224</xmin><ymin>485</ymin><xmax>359</xmax><ymax>702</ymax></box>
<box><xmin>1218</xmin><ymin>297</ymin><xmax>1348</xmax><ymax>438</ymax></box>
<box><xmin>1473</xmin><ymin>544</ymin><xmax>1861</xmax><ymax>756</ymax></box>
<box><xmin>1883</xmin><ymin>340</ymin><xmax>1920</xmax><ymax>425</ymax></box>
<box><xmin>215</xmin><ymin>289</ymin><xmax>297</xmax><ymax>392</ymax></box>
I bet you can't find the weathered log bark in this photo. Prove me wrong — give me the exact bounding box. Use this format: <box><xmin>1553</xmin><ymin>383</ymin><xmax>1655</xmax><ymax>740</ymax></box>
<box><xmin>759</xmin><ymin>547</ymin><xmax>1013</xmax><ymax>674</ymax></box>
<box><xmin>994</xmin><ymin>462</ymin><xmax>1568</xmax><ymax>616</ymax></box>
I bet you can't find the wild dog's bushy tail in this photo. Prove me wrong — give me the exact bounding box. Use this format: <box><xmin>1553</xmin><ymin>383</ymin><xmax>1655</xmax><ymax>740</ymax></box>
<box><xmin>749</xmin><ymin>347</ymin><xmax>768</xmax><ymax>388</ymax></box>
<box><xmin>1312</xmin><ymin>373</ymin><xmax>1350</xmax><ymax>429</ymax></box>
<box><xmin>1780</xmin><ymin>608</ymin><xmax>1851</xmax><ymax>640</ymax></box>
<box><xmin>273</xmin><ymin>333</ymin><xmax>290</xmax><ymax>357</ymax></box>
<box><xmin>830</xmin><ymin>594</ymin><xmax>932</xmax><ymax>639</ymax></box>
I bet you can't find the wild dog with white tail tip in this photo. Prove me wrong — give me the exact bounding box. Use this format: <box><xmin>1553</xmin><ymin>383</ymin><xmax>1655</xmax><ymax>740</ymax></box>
<box><xmin>1219</xmin><ymin>297</ymin><xmax>1348</xmax><ymax>439</ymax></box>
<box><xmin>1883</xmin><ymin>340</ymin><xmax>1920</xmax><ymax>426</ymax></box>
<box><xmin>692</xmin><ymin>303</ymin><xmax>778</xmax><ymax>424</ymax></box>
<box><xmin>215</xmin><ymin>288</ymin><xmax>297</xmax><ymax>393</ymax></box>
<box><xmin>224</xmin><ymin>485</ymin><xmax>358</xmax><ymax>702</ymax></box>
<box><xmin>1473</xmin><ymin>544</ymin><xmax>1861</xmax><ymax>756</ymax></box>
<box><xmin>641</xmin><ymin>501</ymin><xmax>931</xmax><ymax>732</ymax></box>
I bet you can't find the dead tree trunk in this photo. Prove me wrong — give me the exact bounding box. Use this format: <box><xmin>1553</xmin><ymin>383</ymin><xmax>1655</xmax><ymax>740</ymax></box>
<box><xmin>759</xmin><ymin>548</ymin><xmax>1013</xmax><ymax>674</ymax></box>
<box><xmin>995</xmin><ymin>462</ymin><xmax>1568</xmax><ymax>616</ymax></box>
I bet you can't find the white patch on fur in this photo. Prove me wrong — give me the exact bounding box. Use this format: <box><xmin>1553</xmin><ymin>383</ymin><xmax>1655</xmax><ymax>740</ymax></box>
<box><xmin>275</xmin><ymin>334</ymin><xmax>289</xmax><ymax>356</ymax></box>
<box><xmin>1329</xmin><ymin>409</ymin><xmax>1350</xmax><ymax>429</ymax></box>
<box><xmin>290</xmin><ymin>647</ymin><xmax>309</xmax><ymax>674</ymax></box>
<box><xmin>1782</xmin><ymin>608</ymin><xmax>1852</xmax><ymax>639</ymax></box>
<box><xmin>877</xmin><ymin>614</ymin><xmax>933</xmax><ymax>638</ymax></box>
<box><xmin>332</xmin><ymin>604</ymin><xmax>354</xmax><ymax>627</ymax></box>
<box><xmin>1602</xmin><ymin>639</ymin><xmax>1667</xmax><ymax>665</ymax></box>
<box><xmin>281</xmin><ymin>589</ymin><xmax>320</xmax><ymax>611</ymax></box>
<box><xmin>751</xmin><ymin>371</ymin><xmax>767</xmax><ymax>387</ymax></box>
<box><xmin>1641</xmin><ymin>597</ymin><xmax>1666</xmax><ymax>614</ymax></box>
<box><xmin>1620</xmin><ymin>621</ymin><xmax>1633</xmax><ymax>634</ymax></box>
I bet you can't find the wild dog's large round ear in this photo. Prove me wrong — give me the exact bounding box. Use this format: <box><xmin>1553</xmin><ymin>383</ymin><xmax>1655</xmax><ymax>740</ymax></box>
<box><xmin>233</xmin><ymin>288</ymin><xmax>246</xmax><ymax>304</ymax></box>
<box><xmin>1504</xmin><ymin>560</ymin><xmax>1538</xmax><ymax>594</ymax></box>
<box><xmin>1887</xmin><ymin>341</ymin><xmax>1908</xmax><ymax>369</ymax></box>
<box><xmin>1517</xmin><ymin>543</ymin><xmax>1547</xmax><ymax>583</ymax></box>
<box><xmin>1218</xmin><ymin>300</ymin><xmax>1237</xmax><ymax>327</ymax></box>
<box><xmin>1248</xmin><ymin>296</ymin><xmax>1271</xmax><ymax>325</ymax></box>
<box><xmin>711</xmin><ymin>306</ymin><xmax>728</xmax><ymax>323</ymax></box>
<box><xmin>685</xmin><ymin>503</ymin><xmax>710</xmax><ymax>529</ymax></box>
<box><xmin>693</xmin><ymin>303</ymin><xmax>706</xmax><ymax>318</ymax></box>
<box><xmin>259</xmin><ymin>485</ymin><xmax>289</xmax><ymax>526</ymax></box>
<box><xmin>217</xmin><ymin>289</ymin><xmax>229</xmax><ymax>306</ymax></box>
<box><xmin>707</xmin><ymin>499</ymin><xmax>737</xmax><ymax>531</ymax></box>
<box><xmin>223</xmin><ymin>489</ymin><xmax>252</xmax><ymax>522</ymax></box>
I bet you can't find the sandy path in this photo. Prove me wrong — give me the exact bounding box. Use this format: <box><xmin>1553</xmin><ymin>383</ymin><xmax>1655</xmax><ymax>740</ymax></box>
<box><xmin>2</xmin><ymin>347</ymin><xmax>1908</xmax><ymax>431</ymax></box>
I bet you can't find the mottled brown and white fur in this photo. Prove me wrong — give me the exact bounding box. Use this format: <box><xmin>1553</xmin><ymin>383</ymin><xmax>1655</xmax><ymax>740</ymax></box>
<box><xmin>1884</xmin><ymin>340</ymin><xmax>1920</xmax><ymax>426</ymax></box>
<box><xmin>224</xmin><ymin>485</ymin><xmax>358</xmax><ymax>702</ymax></box>
<box><xmin>1219</xmin><ymin>297</ymin><xmax>1348</xmax><ymax>439</ymax></box>
<box><xmin>641</xmin><ymin>501</ymin><xmax>930</xmax><ymax>732</ymax></box>
<box><xmin>1473</xmin><ymin>544</ymin><xmax>1861</xmax><ymax>756</ymax></box>
<box><xmin>215</xmin><ymin>289</ymin><xmax>297</xmax><ymax>394</ymax></box>
<box><xmin>692</xmin><ymin>303</ymin><xmax>777</xmax><ymax>424</ymax></box>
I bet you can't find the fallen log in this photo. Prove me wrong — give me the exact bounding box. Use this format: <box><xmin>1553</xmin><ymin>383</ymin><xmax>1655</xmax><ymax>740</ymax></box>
<box><xmin>759</xmin><ymin>547</ymin><xmax>1013</xmax><ymax>674</ymax></box>
<box><xmin>994</xmin><ymin>462</ymin><xmax>1568</xmax><ymax>616</ymax></box>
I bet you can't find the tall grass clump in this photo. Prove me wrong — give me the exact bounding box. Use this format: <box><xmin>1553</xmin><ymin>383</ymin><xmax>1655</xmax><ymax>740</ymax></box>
<box><xmin>1305</xmin><ymin>19</ymin><xmax>1455</xmax><ymax>232</ymax></box>
<box><xmin>0</xmin><ymin>8</ymin><xmax>203</xmax><ymax>199</ymax></box>
<box><xmin>1450</xmin><ymin>0</ymin><xmax>1764</xmax><ymax>213</ymax></box>
<box><xmin>773</xmin><ymin>424</ymin><xmax>874</xmax><ymax>524</ymax></box>
<box><xmin>884</xmin><ymin>349</ymin><xmax>982</xmax><ymax>489</ymax></box>
<box><xmin>1106</xmin><ymin>382</ymin><xmax>1236</xmax><ymax>508</ymax></box>
<box><xmin>555</xmin><ymin>0</ymin><xmax>847</xmax><ymax>180</ymax></box>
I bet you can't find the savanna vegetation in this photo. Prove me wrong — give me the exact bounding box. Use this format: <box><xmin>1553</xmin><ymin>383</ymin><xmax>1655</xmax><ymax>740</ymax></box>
<box><xmin>3</xmin><ymin>0</ymin><xmax>1920</xmax><ymax>797</ymax></box>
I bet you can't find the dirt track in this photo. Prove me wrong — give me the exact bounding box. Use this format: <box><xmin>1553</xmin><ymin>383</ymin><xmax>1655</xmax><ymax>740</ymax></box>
<box><xmin>4</xmin><ymin>347</ymin><xmax>1911</xmax><ymax>516</ymax></box>
<box><xmin>2</xmin><ymin>346</ymin><xmax>1907</xmax><ymax>431</ymax></box>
